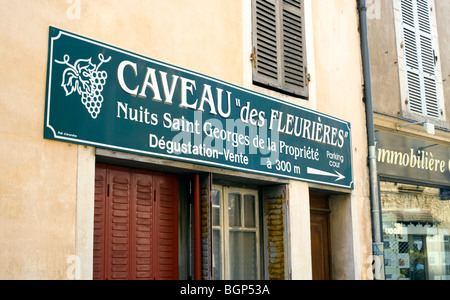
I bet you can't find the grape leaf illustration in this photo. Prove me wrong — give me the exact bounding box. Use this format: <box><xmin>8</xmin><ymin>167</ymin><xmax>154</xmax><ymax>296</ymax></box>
<box><xmin>55</xmin><ymin>54</ymin><xmax>111</xmax><ymax>119</ymax></box>
<box><xmin>60</xmin><ymin>58</ymin><xmax>96</xmax><ymax>96</ymax></box>
<box><xmin>61</xmin><ymin>67</ymin><xmax>79</xmax><ymax>96</ymax></box>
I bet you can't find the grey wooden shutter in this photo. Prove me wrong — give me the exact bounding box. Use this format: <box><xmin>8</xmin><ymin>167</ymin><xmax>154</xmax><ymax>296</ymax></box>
<box><xmin>253</xmin><ymin>0</ymin><xmax>280</xmax><ymax>88</ymax></box>
<box><xmin>401</xmin><ymin>0</ymin><xmax>440</xmax><ymax>119</ymax></box>
<box><xmin>252</xmin><ymin>0</ymin><xmax>308</xmax><ymax>98</ymax></box>
<box><xmin>282</xmin><ymin>0</ymin><xmax>308</xmax><ymax>97</ymax></box>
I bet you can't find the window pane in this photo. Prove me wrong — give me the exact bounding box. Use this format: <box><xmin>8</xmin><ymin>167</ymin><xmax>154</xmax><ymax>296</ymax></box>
<box><xmin>228</xmin><ymin>193</ymin><xmax>241</xmax><ymax>227</ymax></box>
<box><xmin>212</xmin><ymin>229</ymin><xmax>222</xmax><ymax>280</ymax></box>
<box><xmin>244</xmin><ymin>195</ymin><xmax>256</xmax><ymax>228</ymax></box>
<box><xmin>212</xmin><ymin>190</ymin><xmax>220</xmax><ymax>226</ymax></box>
<box><xmin>229</xmin><ymin>231</ymin><xmax>257</xmax><ymax>280</ymax></box>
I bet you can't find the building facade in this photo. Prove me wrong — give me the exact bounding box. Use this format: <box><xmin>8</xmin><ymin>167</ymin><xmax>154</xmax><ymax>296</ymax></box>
<box><xmin>0</xmin><ymin>0</ymin><xmax>373</xmax><ymax>280</ymax></box>
<box><xmin>368</xmin><ymin>0</ymin><xmax>450</xmax><ymax>280</ymax></box>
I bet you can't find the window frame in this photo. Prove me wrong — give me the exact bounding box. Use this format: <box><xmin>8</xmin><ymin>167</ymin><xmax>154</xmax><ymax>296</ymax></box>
<box><xmin>212</xmin><ymin>185</ymin><xmax>261</xmax><ymax>280</ymax></box>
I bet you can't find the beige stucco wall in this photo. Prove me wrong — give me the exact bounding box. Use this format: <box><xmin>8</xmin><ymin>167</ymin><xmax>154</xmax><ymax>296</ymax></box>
<box><xmin>0</xmin><ymin>0</ymin><xmax>371</xmax><ymax>280</ymax></box>
<box><xmin>310</xmin><ymin>0</ymin><xmax>372</xmax><ymax>280</ymax></box>
<box><xmin>368</xmin><ymin>0</ymin><xmax>402</xmax><ymax>116</ymax></box>
<box><xmin>0</xmin><ymin>0</ymin><xmax>243</xmax><ymax>280</ymax></box>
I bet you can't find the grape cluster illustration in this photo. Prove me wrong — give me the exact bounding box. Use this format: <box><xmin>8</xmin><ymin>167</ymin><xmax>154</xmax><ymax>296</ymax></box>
<box><xmin>55</xmin><ymin>53</ymin><xmax>111</xmax><ymax>119</ymax></box>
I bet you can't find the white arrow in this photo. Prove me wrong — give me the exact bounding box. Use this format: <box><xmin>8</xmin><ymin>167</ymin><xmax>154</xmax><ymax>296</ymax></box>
<box><xmin>307</xmin><ymin>167</ymin><xmax>345</xmax><ymax>182</ymax></box>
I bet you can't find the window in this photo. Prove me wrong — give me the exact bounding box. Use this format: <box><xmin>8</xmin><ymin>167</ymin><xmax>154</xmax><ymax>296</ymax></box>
<box><xmin>381</xmin><ymin>181</ymin><xmax>450</xmax><ymax>280</ymax></box>
<box><xmin>400</xmin><ymin>0</ymin><xmax>441</xmax><ymax>119</ymax></box>
<box><xmin>212</xmin><ymin>186</ymin><xmax>261</xmax><ymax>280</ymax></box>
<box><xmin>252</xmin><ymin>0</ymin><xmax>309</xmax><ymax>98</ymax></box>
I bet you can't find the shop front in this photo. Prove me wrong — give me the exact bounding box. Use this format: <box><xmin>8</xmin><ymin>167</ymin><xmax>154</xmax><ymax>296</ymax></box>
<box><xmin>376</xmin><ymin>130</ymin><xmax>450</xmax><ymax>280</ymax></box>
<box><xmin>43</xmin><ymin>27</ymin><xmax>354</xmax><ymax>280</ymax></box>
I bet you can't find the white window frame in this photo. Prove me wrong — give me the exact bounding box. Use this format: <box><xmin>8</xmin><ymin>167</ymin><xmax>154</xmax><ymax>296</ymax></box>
<box><xmin>212</xmin><ymin>185</ymin><xmax>261</xmax><ymax>280</ymax></box>
<box><xmin>393</xmin><ymin>0</ymin><xmax>446</xmax><ymax>124</ymax></box>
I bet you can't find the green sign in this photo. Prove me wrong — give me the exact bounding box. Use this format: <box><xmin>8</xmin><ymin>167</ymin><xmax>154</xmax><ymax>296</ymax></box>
<box><xmin>44</xmin><ymin>27</ymin><xmax>353</xmax><ymax>189</ymax></box>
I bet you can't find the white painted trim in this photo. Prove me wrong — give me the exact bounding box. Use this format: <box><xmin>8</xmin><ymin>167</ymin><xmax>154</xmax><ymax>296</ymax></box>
<box><xmin>75</xmin><ymin>145</ymin><xmax>96</xmax><ymax>280</ymax></box>
<box><xmin>212</xmin><ymin>184</ymin><xmax>261</xmax><ymax>280</ymax></box>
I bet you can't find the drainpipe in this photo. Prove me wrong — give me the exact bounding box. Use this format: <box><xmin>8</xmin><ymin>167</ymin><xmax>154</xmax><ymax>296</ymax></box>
<box><xmin>358</xmin><ymin>0</ymin><xmax>385</xmax><ymax>280</ymax></box>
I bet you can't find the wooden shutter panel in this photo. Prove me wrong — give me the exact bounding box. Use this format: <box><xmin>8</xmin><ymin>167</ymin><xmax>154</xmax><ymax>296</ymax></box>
<box><xmin>155</xmin><ymin>174</ymin><xmax>179</xmax><ymax>280</ymax></box>
<box><xmin>93</xmin><ymin>164</ymin><xmax>178</xmax><ymax>280</ymax></box>
<box><xmin>131</xmin><ymin>170</ymin><xmax>154</xmax><ymax>280</ymax></box>
<box><xmin>252</xmin><ymin>0</ymin><xmax>308</xmax><ymax>98</ymax></box>
<box><xmin>107</xmin><ymin>166</ymin><xmax>132</xmax><ymax>280</ymax></box>
<box><xmin>417</xmin><ymin>0</ymin><xmax>439</xmax><ymax>119</ymax></box>
<box><xmin>253</xmin><ymin>0</ymin><xmax>280</xmax><ymax>87</ymax></box>
<box><xmin>401</xmin><ymin>0</ymin><xmax>440</xmax><ymax>119</ymax></box>
<box><xmin>402</xmin><ymin>0</ymin><xmax>423</xmax><ymax>115</ymax></box>
<box><xmin>93</xmin><ymin>164</ymin><xmax>108</xmax><ymax>280</ymax></box>
<box><xmin>282</xmin><ymin>0</ymin><xmax>308</xmax><ymax>97</ymax></box>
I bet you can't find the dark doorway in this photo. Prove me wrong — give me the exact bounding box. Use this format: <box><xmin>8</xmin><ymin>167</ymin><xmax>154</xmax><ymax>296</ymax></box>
<box><xmin>310</xmin><ymin>194</ymin><xmax>332</xmax><ymax>280</ymax></box>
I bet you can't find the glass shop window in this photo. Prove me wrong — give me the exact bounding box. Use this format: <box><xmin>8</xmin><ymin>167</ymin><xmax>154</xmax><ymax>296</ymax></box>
<box><xmin>381</xmin><ymin>181</ymin><xmax>450</xmax><ymax>280</ymax></box>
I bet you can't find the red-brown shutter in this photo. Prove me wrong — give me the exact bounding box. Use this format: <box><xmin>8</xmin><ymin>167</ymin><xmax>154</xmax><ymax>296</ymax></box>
<box><xmin>93</xmin><ymin>164</ymin><xmax>178</xmax><ymax>280</ymax></box>
<box><xmin>107</xmin><ymin>166</ymin><xmax>131</xmax><ymax>280</ymax></box>
<box><xmin>155</xmin><ymin>174</ymin><xmax>179</xmax><ymax>280</ymax></box>
<box><xmin>131</xmin><ymin>170</ymin><xmax>154</xmax><ymax>280</ymax></box>
<box><xmin>93</xmin><ymin>164</ymin><xmax>107</xmax><ymax>280</ymax></box>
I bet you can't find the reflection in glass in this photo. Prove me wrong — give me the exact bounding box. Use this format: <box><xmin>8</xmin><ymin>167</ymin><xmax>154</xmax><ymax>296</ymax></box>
<box><xmin>212</xmin><ymin>229</ymin><xmax>221</xmax><ymax>280</ymax></box>
<box><xmin>229</xmin><ymin>231</ymin><xmax>257</xmax><ymax>280</ymax></box>
<box><xmin>228</xmin><ymin>193</ymin><xmax>241</xmax><ymax>227</ymax></box>
<box><xmin>244</xmin><ymin>195</ymin><xmax>256</xmax><ymax>228</ymax></box>
<box><xmin>381</xmin><ymin>182</ymin><xmax>450</xmax><ymax>280</ymax></box>
<box><xmin>212</xmin><ymin>190</ymin><xmax>220</xmax><ymax>226</ymax></box>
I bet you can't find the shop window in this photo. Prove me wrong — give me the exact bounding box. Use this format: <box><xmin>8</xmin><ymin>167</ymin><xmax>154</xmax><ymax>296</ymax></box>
<box><xmin>251</xmin><ymin>0</ymin><xmax>309</xmax><ymax>98</ymax></box>
<box><xmin>212</xmin><ymin>186</ymin><xmax>261</xmax><ymax>280</ymax></box>
<box><xmin>381</xmin><ymin>181</ymin><xmax>450</xmax><ymax>280</ymax></box>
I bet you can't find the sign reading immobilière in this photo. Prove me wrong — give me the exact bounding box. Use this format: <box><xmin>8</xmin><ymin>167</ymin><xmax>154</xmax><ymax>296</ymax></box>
<box><xmin>44</xmin><ymin>27</ymin><xmax>353</xmax><ymax>189</ymax></box>
<box><xmin>376</xmin><ymin>130</ymin><xmax>450</xmax><ymax>188</ymax></box>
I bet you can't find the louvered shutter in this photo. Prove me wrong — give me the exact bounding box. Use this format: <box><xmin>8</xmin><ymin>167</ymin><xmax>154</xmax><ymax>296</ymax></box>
<box><xmin>252</xmin><ymin>0</ymin><xmax>308</xmax><ymax>98</ymax></box>
<box><xmin>155</xmin><ymin>174</ymin><xmax>179</xmax><ymax>280</ymax></box>
<box><xmin>93</xmin><ymin>164</ymin><xmax>108</xmax><ymax>280</ymax></box>
<box><xmin>93</xmin><ymin>164</ymin><xmax>178</xmax><ymax>280</ymax></box>
<box><xmin>253</xmin><ymin>0</ymin><xmax>279</xmax><ymax>87</ymax></box>
<box><xmin>107</xmin><ymin>166</ymin><xmax>132</xmax><ymax>280</ymax></box>
<box><xmin>401</xmin><ymin>0</ymin><xmax>440</xmax><ymax>119</ymax></box>
<box><xmin>131</xmin><ymin>170</ymin><xmax>155</xmax><ymax>280</ymax></box>
<box><xmin>282</xmin><ymin>0</ymin><xmax>308</xmax><ymax>96</ymax></box>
